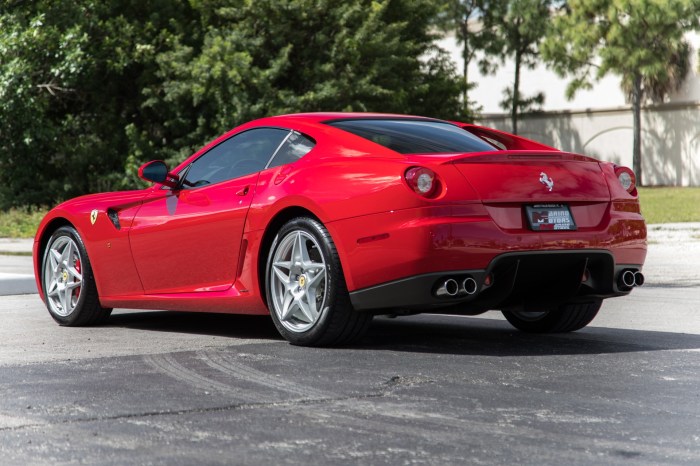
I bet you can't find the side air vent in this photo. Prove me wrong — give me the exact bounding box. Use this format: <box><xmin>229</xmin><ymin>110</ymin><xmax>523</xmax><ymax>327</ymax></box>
<box><xmin>107</xmin><ymin>209</ymin><xmax>121</xmax><ymax>230</ymax></box>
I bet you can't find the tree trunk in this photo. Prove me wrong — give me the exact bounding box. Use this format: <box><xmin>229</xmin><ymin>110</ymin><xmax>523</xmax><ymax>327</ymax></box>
<box><xmin>512</xmin><ymin>50</ymin><xmax>521</xmax><ymax>135</ymax></box>
<box><xmin>632</xmin><ymin>74</ymin><xmax>642</xmax><ymax>185</ymax></box>
<box><xmin>460</xmin><ymin>22</ymin><xmax>469</xmax><ymax>115</ymax></box>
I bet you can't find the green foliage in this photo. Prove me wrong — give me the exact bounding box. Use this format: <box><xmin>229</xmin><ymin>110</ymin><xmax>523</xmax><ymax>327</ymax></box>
<box><xmin>0</xmin><ymin>1</ymin><xmax>194</xmax><ymax>208</ymax></box>
<box><xmin>542</xmin><ymin>0</ymin><xmax>699</xmax><ymax>183</ymax></box>
<box><xmin>0</xmin><ymin>206</ymin><xmax>48</xmax><ymax>238</ymax></box>
<box><xmin>543</xmin><ymin>0</ymin><xmax>698</xmax><ymax>101</ymax></box>
<box><xmin>0</xmin><ymin>0</ymin><xmax>464</xmax><ymax>208</ymax></box>
<box><xmin>146</xmin><ymin>0</ymin><xmax>465</xmax><ymax>167</ymax></box>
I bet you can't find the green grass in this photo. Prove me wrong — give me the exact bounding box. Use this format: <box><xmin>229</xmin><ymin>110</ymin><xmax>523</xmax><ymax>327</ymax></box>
<box><xmin>0</xmin><ymin>207</ymin><xmax>48</xmax><ymax>239</ymax></box>
<box><xmin>638</xmin><ymin>187</ymin><xmax>700</xmax><ymax>224</ymax></box>
<box><xmin>0</xmin><ymin>187</ymin><xmax>697</xmax><ymax>238</ymax></box>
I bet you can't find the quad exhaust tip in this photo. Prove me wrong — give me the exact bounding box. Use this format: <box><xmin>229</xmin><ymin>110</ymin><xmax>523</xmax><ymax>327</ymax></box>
<box><xmin>619</xmin><ymin>269</ymin><xmax>644</xmax><ymax>289</ymax></box>
<box><xmin>462</xmin><ymin>277</ymin><xmax>478</xmax><ymax>295</ymax></box>
<box><xmin>435</xmin><ymin>278</ymin><xmax>459</xmax><ymax>297</ymax></box>
<box><xmin>435</xmin><ymin>276</ymin><xmax>478</xmax><ymax>298</ymax></box>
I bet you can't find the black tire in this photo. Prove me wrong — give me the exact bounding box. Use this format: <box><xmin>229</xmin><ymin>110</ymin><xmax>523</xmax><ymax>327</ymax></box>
<box><xmin>41</xmin><ymin>226</ymin><xmax>112</xmax><ymax>326</ymax></box>
<box><xmin>265</xmin><ymin>217</ymin><xmax>372</xmax><ymax>346</ymax></box>
<box><xmin>501</xmin><ymin>300</ymin><xmax>602</xmax><ymax>333</ymax></box>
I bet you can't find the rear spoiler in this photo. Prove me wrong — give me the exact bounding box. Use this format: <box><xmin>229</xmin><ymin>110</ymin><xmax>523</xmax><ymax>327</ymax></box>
<box><xmin>428</xmin><ymin>150</ymin><xmax>599</xmax><ymax>166</ymax></box>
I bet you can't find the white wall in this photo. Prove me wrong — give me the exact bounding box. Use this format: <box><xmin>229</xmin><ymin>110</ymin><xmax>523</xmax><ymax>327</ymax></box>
<box><xmin>437</xmin><ymin>31</ymin><xmax>700</xmax><ymax>186</ymax></box>
<box><xmin>481</xmin><ymin>104</ymin><xmax>700</xmax><ymax>186</ymax></box>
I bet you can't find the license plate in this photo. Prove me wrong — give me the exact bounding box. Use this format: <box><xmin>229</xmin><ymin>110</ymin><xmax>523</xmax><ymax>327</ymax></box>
<box><xmin>526</xmin><ymin>204</ymin><xmax>577</xmax><ymax>231</ymax></box>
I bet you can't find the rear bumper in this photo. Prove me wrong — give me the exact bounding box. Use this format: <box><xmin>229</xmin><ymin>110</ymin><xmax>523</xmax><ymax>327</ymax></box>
<box><xmin>327</xmin><ymin>203</ymin><xmax>646</xmax><ymax>308</ymax></box>
<box><xmin>327</xmin><ymin>202</ymin><xmax>647</xmax><ymax>292</ymax></box>
<box><xmin>350</xmin><ymin>250</ymin><xmax>642</xmax><ymax>312</ymax></box>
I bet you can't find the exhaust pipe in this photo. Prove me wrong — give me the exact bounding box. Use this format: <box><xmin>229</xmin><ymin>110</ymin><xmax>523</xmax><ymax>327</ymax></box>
<box><xmin>634</xmin><ymin>272</ymin><xmax>645</xmax><ymax>287</ymax></box>
<box><xmin>619</xmin><ymin>270</ymin><xmax>637</xmax><ymax>289</ymax></box>
<box><xmin>435</xmin><ymin>278</ymin><xmax>459</xmax><ymax>298</ymax></box>
<box><xmin>461</xmin><ymin>277</ymin><xmax>478</xmax><ymax>295</ymax></box>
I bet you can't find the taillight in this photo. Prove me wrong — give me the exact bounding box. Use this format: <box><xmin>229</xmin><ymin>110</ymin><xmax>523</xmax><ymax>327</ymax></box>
<box><xmin>614</xmin><ymin>166</ymin><xmax>636</xmax><ymax>194</ymax></box>
<box><xmin>405</xmin><ymin>167</ymin><xmax>440</xmax><ymax>198</ymax></box>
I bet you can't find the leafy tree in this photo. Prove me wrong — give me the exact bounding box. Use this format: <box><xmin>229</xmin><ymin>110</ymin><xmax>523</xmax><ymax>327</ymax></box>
<box><xmin>434</xmin><ymin>0</ymin><xmax>488</xmax><ymax>118</ymax></box>
<box><xmin>0</xmin><ymin>1</ymin><xmax>195</xmax><ymax>208</ymax></box>
<box><xmin>542</xmin><ymin>0</ymin><xmax>699</xmax><ymax>184</ymax></box>
<box><xmin>480</xmin><ymin>0</ymin><xmax>553</xmax><ymax>134</ymax></box>
<box><xmin>145</xmin><ymin>0</ymin><xmax>465</xmax><ymax>168</ymax></box>
<box><xmin>0</xmin><ymin>0</ymin><xmax>463</xmax><ymax>208</ymax></box>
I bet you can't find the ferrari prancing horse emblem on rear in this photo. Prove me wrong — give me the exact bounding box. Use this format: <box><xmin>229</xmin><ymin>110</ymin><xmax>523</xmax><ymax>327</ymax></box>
<box><xmin>90</xmin><ymin>209</ymin><xmax>98</xmax><ymax>225</ymax></box>
<box><xmin>539</xmin><ymin>172</ymin><xmax>554</xmax><ymax>192</ymax></box>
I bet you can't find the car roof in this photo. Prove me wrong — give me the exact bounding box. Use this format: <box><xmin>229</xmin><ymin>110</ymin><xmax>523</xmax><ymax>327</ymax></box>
<box><xmin>264</xmin><ymin>112</ymin><xmax>442</xmax><ymax>124</ymax></box>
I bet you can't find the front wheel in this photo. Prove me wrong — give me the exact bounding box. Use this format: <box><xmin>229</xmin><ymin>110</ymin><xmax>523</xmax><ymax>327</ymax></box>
<box><xmin>265</xmin><ymin>217</ymin><xmax>371</xmax><ymax>346</ymax></box>
<box><xmin>41</xmin><ymin>226</ymin><xmax>112</xmax><ymax>326</ymax></box>
<box><xmin>501</xmin><ymin>300</ymin><xmax>602</xmax><ymax>333</ymax></box>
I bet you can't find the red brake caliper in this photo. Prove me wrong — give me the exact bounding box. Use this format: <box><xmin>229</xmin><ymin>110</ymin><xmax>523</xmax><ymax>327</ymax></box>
<box><xmin>74</xmin><ymin>258</ymin><xmax>82</xmax><ymax>299</ymax></box>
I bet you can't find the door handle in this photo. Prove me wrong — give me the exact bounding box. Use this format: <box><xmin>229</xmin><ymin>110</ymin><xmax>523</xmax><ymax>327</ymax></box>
<box><xmin>236</xmin><ymin>185</ymin><xmax>250</xmax><ymax>196</ymax></box>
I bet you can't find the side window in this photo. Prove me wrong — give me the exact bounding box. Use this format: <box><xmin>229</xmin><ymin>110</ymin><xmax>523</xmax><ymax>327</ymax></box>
<box><xmin>267</xmin><ymin>131</ymin><xmax>315</xmax><ymax>169</ymax></box>
<box><xmin>182</xmin><ymin>128</ymin><xmax>290</xmax><ymax>188</ymax></box>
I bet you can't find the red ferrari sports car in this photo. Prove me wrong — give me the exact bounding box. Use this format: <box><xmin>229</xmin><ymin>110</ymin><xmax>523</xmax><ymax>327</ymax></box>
<box><xmin>34</xmin><ymin>113</ymin><xmax>646</xmax><ymax>346</ymax></box>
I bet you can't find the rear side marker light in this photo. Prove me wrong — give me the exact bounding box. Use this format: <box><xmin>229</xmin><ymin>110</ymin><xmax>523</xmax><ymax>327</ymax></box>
<box><xmin>405</xmin><ymin>167</ymin><xmax>440</xmax><ymax>198</ymax></box>
<box><xmin>357</xmin><ymin>233</ymin><xmax>390</xmax><ymax>245</ymax></box>
<box><xmin>614</xmin><ymin>166</ymin><xmax>636</xmax><ymax>193</ymax></box>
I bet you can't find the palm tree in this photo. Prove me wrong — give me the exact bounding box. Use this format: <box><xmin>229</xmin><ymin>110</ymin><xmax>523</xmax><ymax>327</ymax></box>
<box><xmin>621</xmin><ymin>40</ymin><xmax>691</xmax><ymax>184</ymax></box>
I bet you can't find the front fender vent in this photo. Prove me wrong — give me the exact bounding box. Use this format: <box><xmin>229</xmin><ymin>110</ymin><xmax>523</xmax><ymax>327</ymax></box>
<box><xmin>107</xmin><ymin>209</ymin><xmax>121</xmax><ymax>230</ymax></box>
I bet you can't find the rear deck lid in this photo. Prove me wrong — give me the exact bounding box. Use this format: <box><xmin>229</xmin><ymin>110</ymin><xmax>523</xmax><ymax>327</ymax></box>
<box><xmin>451</xmin><ymin>151</ymin><xmax>610</xmax><ymax>203</ymax></box>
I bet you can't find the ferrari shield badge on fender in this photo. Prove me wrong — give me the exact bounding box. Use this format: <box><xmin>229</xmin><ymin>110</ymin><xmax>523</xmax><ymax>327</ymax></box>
<box><xmin>90</xmin><ymin>209</ymin><xmax>98</xmax><ymax>225</ymax></box>
<box><xmin>539</xmin><ymin>172</ymin><xmax>554</xmax><ymax>192</ymax></box>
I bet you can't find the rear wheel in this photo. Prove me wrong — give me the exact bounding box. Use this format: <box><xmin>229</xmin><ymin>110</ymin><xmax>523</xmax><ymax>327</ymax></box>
<box><xmin>501</xmin><ymin>300</ymin><xmax>602</xmax><ymax>333</ymax></box>
<box><xmin>265</xmin><ymin>217</ymin><xmax>371</xmax><ymax>346</ymax></box>
<box><xmin>42</xmin><ymin>226</ymin><xmax>112</xmax><ymax>326</ymax></box>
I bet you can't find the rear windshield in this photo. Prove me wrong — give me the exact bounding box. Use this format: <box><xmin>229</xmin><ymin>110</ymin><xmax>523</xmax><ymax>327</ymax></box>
<box><xmin>326</xmin><ymin>119</ymin><xmax>497</xmax><ymax>154</ymax></box>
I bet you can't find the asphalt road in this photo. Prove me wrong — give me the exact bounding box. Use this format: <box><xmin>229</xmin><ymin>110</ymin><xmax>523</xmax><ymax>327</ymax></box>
<box><xmin>1</xmin><ymin>285</ymin><xmax>699</xmax><ymax>465</ymax></box>
<box><xmin>1</xmin><ymin>225</ymin><xmax>698</xmax><ymax>465</ymax></box>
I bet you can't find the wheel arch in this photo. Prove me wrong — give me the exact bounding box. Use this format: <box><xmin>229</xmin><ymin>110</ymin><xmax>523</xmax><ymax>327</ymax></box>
<box><xmin>35</xmin><ymin>217</ymin><xmax>74</xmax><ymax>298</ymax></box>
<box><xmin>256</xmin><ymin>206</ymin><xmax>325</xmax><ymax>307</ymax></box>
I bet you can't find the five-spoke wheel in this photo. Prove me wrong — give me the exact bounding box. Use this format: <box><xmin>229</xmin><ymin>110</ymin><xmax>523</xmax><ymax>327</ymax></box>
<box><xmin>42</xmin><ymin>226</ymin><xmax>111</xmax><ymax>326</ymax></box>
<box><xmin>266</xmin><ymin>217</ymin><xmax>371</xmax><ymax>346</ymax></box>
<box><xmin>43</xmin><ymin>234</ymin><xmax>83</xmax><ymax>317</ymax></box>
<box><xmin>269</xmin><ymin>229</ymin><xmax>327</xmax><ymax>333</ymax></box>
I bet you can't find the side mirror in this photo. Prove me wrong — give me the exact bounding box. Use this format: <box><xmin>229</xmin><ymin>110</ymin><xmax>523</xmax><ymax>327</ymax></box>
<box><xmin>138</xmin><ymin>161</ymin><xmax>179</xmax><ymax>188</ymax></box>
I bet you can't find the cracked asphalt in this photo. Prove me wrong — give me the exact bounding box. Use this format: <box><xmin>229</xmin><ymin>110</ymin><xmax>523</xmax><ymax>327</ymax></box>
<box><xmin>0</xmin><ymin>225</ymin><xmax>699</xmax><ymax>465</ymax></box>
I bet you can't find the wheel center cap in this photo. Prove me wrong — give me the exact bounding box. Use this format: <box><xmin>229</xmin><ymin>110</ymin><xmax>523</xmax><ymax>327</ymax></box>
<box><xmin>62</xmin><ymin>270</ymin><xmax>69</xmax><ymax>282</ymax></box>
<box><xmin>298</xmin><ymin>275</ymin><xmax>306</xmax><ymax>288</ymax></box>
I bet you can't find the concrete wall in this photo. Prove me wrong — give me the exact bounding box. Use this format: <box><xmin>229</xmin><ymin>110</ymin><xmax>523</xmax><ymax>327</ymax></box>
<box><xmin>480</xmin><ymin>103</ymin><xmax>700</xmax><ymax>187</ymax></box>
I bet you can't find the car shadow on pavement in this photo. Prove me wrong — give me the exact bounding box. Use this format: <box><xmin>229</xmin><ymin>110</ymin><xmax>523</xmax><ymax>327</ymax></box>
<box><xmin>105</xmin><ymin>310</ymin><xmax>700</xmax><ymax>357</ymax></box>
<box><xmin>357</xmin><ymin>314</ymin><xmax>700</xmax><ymax>357</ymax></box>
<box><xmin>107</xmin><ymin>310</ymin><xmax>284</xmax><ymax>341</ymax></box>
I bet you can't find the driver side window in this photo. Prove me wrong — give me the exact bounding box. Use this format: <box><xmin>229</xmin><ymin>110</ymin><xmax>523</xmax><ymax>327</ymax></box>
<box><xmin>182</xmin><ymin>128</ymin><xmax>290</xmax><ymax>188</ymax></box>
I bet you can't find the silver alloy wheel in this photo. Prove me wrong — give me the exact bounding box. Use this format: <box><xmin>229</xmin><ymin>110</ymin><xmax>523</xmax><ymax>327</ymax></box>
<box><xmin>43</xmin><ymin>235</ymin><xmax>83</xmax><ymax>317</ymax></box>
<box><xmin>269</xmin><ymin>230</ymin><xmax>327</xmax><ymax>333</ymax></box>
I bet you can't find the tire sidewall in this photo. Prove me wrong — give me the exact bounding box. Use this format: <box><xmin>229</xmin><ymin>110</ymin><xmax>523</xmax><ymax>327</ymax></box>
<box><xmin>502</xmin><ymin>300</ymin><xmax>602</xmax><ymax>333</ymax></box>
<box><xmin>265</xmin><ymin>217</ymin><xmax>342</xmax><ymax>345</ymax></box>
<box><xmin>502</xmin><ymin>309</ymin><xmax>560</xmax><ymax>333</ymax></box>
<box><xmin>42</xmin><ymin>226</ymin><xmax>94</xmax><ymax>326</ymax></box>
